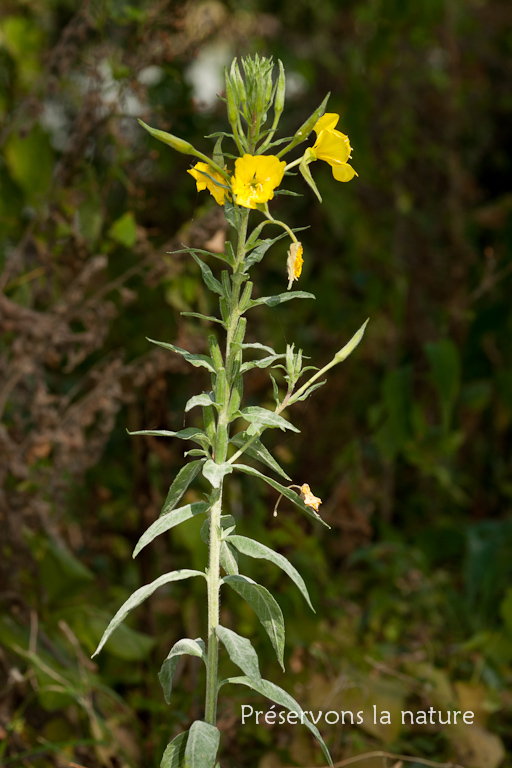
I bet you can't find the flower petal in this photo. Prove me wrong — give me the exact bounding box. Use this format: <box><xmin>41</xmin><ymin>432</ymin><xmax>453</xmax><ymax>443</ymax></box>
<box><xmin>331</xmin><ymin>163</ymin><xmax>357</xmax><ymax>182</ymax></box>
<box><xmin>188</xmin><ymin>162</ymin><xmax>227</xmax><ymax>205</ymax></box>
<box><xmin>313</xmin><ymin>130</ymin><xmax>351</xmax><ymax>165</ymax></box>
<box><xmin>313</xmin><ymin>112</ymin><xmax>340</xmax><ymax>134</ymax></box>
<box><xmin>231</xmin><ymin>154</ymin><xmax>286</xmax><ymax>209</ymax></box>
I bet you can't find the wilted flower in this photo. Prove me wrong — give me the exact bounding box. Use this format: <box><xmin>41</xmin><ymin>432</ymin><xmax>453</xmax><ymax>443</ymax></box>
<box><xmin>188</xmin><ymin>162</ymin><xmax>229</xmax><ymax>205</ymax></box>
<box><xmin>287</xmin><ymin>242</ymin><xmax>304</xmax><ymax>289</ymax></box>
<box><xmin>300</xmin><ymin>483</ymin><xmax>322</xmax><ymax>512</ymax></box>
<box><xmin>231</xmin><ymin>154</ymin><xmax>286</xmax><ymax>209</ymax></box>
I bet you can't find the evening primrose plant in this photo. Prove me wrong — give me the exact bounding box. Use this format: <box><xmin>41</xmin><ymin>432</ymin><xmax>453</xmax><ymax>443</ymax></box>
<box><xmin>93</xmin><ymin>55</ymin><xmax>366</xmax><ymax>768</ymax></box>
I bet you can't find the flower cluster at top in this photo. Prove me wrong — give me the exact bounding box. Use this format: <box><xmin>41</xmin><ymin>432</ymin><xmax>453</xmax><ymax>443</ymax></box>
<box><xmin>187</xmin><ymin>112</ymin><xmax>356</xmax><ymax>210</ymax></box>
<box><xmin>139</xmin><ymin>56</ymin><xmax>357</xmax><ymax>288</ymax></box>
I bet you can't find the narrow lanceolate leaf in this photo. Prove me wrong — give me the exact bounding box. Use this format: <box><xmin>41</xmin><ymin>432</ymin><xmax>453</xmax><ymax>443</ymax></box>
<box><xmin>246</xmin><ymin>291</ymin><xmax>315</xmax><ymax>309</ymax></box>
<box><xmin>220</xmin><ymin>541</ymin><xmax>239</xmax><ymax>575</ymax></box>
<box><xmin>292</xmin><ymin>379</ymin><xmax>327</xmax><ymax>402</ymax></box>
<box><xmin>185</xmin><ymin>393</ymin><xmax>215</xmax><ymax>412</ymax></box>
<box><xmin>159</xmin><ymin>638</ymin><xmax>206</xmax><ymax>705</ymax></box>
<box><xmin>232</xmin><ymin>463</ymin><xmax>330</xmax><ymax>528</ymax></box>
<box><xmin>133</xmin><ymin>502</ymin><xmax>209</xmax><ymax>558</ymax></box>
<box><xmin>230</xmin><ymin>432</ymin><xmax>291</xmax><ymax>481</ymax></box>
<box><xmin>240</xmin><ymin>354</ymin><xmax>285</xmax><ymax>373</ymax></box>
<box><xmin>333</xmin><ymin>318</ymin><xmax>369</xmax><ymax>363</ymax></box>
<box><xmin>184</xmin><ymin>720</ymin><xmax>220</xmax><ymax>768</ymax></box>
<box><xmin>240</xmin><ymin>406</ymin><xmax>299</xmax><ymax>434</ymax></box>
<box><xmin>160</xmin><ymin>460</ymin><xmax>205</xmax><ymax>517</ymax></box>
<box><xmin>216</xmin><ymin>625</ymin><xmax>261</xmax><ymax>681</ymax></box>
<box><xmin>200</xmin><ymin>515</ymin><xmax>236</xmax><ymax>545</ymax></box>
<box><xmin>128</xmin><ymin>427</ymin><xmax>209</xmax><ymax>447</ymax></box>
<box><xmin>92</xmin><ymin>569</ymin><xmax>206</xmax><ymax>657</ymax></box>
<box><xmin>227</xmin><ymin>535</ymin><xmax>314</xmax><ymax>611</ymax></box>
<box><xmin>223</xmin><ymin>575</ymin><xmax>285</xmax><ymax>670</ymax></box>
<box><xmin>181</xmin><ymin>311</ymin><xmax>225</xmax><ymax>326</ymax></box>
<box><xmin>191</xmin><ymin>253</ymin><xmax>225</xmax><ymax>297</ymax></box>
<box><xmin>147</xmin><ymin>338</ymin><xmax>216</xmax><ymax>373</ymax></box>
<box><xmin>223</xmin><ymin>677</ymin><xmax>332</xmax><ymax>767</ymax></box>
<box><xmin>160</xmin><ymin>731</ymin><xmax>188</xmax><ymax>768</ymax></box>
<box><xmin>299</xmin><ymin>147</ymin><xmax>323</xmax><ymax>202</ymax></box>
<box><xmin>244</xmin><ymin>232</ymin><xmax>288</xmax><ymax>269</ymax></box>
<box><xmin>241</xmin><ymin>342</ymin><xmax>278</xmax><ymax>355</ymax></box>
<box><xmin>202</xmin><ymin>460</ymin><xmax>233</xmax><ymax>488</ymax></box>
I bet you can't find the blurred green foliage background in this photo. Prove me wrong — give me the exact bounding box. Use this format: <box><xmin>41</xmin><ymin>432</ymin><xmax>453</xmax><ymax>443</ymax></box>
<box><xmin>1</xmin><ymin>0</ymin><xmax>512</xmax><ymax>766</ymax></box>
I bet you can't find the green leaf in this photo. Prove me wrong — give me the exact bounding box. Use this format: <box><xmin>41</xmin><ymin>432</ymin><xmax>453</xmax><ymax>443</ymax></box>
<box><xmin>185</xmin><ymin>393</ymin><xmax>214</xmax><ymax>412</ymax></box>
<box><xmin>215</xmin><ymin>625</ymin><xmax>261</xmax><ymax>680</ymax></box>
<box><xmin>220</xmin><ymin>541</ymin><xmax>239</xmax><ymax>575</ymax></box>
<box><xmin>299</xmin><ymin>147</ymin><xmax>323</xmax><ymax>202</ymax></box>
<box><xmin>269</xmin><ymin>372</ymin><xmax>281</xmax><ymax>407</ymax></box>
<box><xmin>159</xmin><ymin>638</ymin><xmax>206</xmax><ymax>705</ymax></box>
<box><xmin>241</xmin><ymin>342</ymin><xmax>278</xmax><ymax>355</ymax></box>
<box><xmin>240</xmin><ymin>406</ymin><xmax>299</xmax><ymax>434</ymax></box>
<box><xmin>147</xmin><ymin>338</ymin><xmax>216</xmax><ymax>372</ymax></box>
<box><xmin>108</xmin><ymin>211</ymin><xmax>137</xmax><ymax>248</ymax></box>
<box><xmin>171</xmin><ymin>246</ymin><xmax>231</xmax><ymax>267</ymax></box>
<box><xmin>181</xmin><ymin>311</ymin><xmax>225</xmax><ymax>326</ymax></box>
<box><xmin>92</xmin><ymin>569</ymin><xmax>206</xmax><ymax>657</ymax></box>
<box><xmin>246</xmin><ymin>291</ymin><xmax>315</xmax><ymax>309</ymax></box>
<box><xmin>133</xmin><ymin>502</ymin><xmax>209</xmax><ymax>558</ymax></box>
<box><xmin>333</xmin><ymin>318</ymin><xmax>369</xmax><ymax>363</ymax></box>
<box><xmin>161</xmin><ymin>731</ymin><xmax>188</xmax><ymax>768</ymax></box>
<box><xmin>191</xmin><ymin>253</ymin><xmax>225</xmax><ymax>297</ymax></box>
<box><xmin>230</xmin><ymin>432</ymin><xmax>291</xmax><ymax>481</ymax></box>
<box><xmin>128</xmin><ymin>427</ymin><xmax>209</xmax><ymax>449</ymax></box>
<box><xmin>223</xmin><ymin>677</ymin><xmax>332</xmax><ymax>766</ymax></box>
<box><xmin>202</xmin><ymin>460</ymin><xmax>233</xmax><ymax>488</ymax></box>
<box><xmin>244</xmin><ymin>231</ymin><xmax>288</xmax><ymax>269</ymax></box>
<box><xmin>227</xmin><ymin>535</ymin><xmax>314</xmax><ymax>611</ymax></box>
<box><xmin>224</xmin><ymin>200</ymin><xmax>242</xmax><ymax>229</ymax></box>
<box><xmin>232</xmin><ymin>463</ymin><xmax>330</xmax><ymax>527</ymax></box>
<box><xmin>200</xmin><ymin>515</ymin><xmax>236</xmax><ymax>545</ymax></box>
<box><xmin>200</xmin><ymin>516</ymin><xmax>239</xmax><ymax>575</ymax></box>
<box><xmin>184</xmin><ymin>720</ymin><xmax>220</xmax><ymax>768</ymax></box>
<box><xmin>240</xmin><ymin>354</ymin><xmax>285</xmax><ymax>373</ymax></box>
<box><xmin>292</xmin><ymin>379</ymin><xmax>327</xmax><ymax>402</ymax></box>
<box><xmin>160</xmin><ymin>460</ymin><xmax>205</xmax><ymax>517</ymax></box>
<box><xmin>222</xmin><ymin>575</ymin><xmax>285</xmax><ymax>670</ymax></box>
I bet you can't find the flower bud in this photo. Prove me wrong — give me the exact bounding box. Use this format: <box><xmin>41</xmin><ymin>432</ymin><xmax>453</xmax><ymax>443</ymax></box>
<box><xmin>273</xmin><ymin>60</ymin><xmax>286</xmax><ymax>123</ymax></box>
<box><xmin>138</xmin><ymin>119</ymin><xmax>195</xmax><ymax>155</ymax></box>
<box><xmin>225</xmin><ymin>69</ymin><xmax>239</xmax><ymax>129</ymax></box>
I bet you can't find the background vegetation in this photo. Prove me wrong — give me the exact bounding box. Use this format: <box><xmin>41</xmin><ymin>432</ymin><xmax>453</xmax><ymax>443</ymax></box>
<box><xmin>1</xmin><ymin>0</ymin><xmax>512</xmax><ymax>766</ymax></box>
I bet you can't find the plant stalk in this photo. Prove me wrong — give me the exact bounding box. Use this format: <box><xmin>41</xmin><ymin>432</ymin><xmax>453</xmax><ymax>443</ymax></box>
<box><xmin>204</xmin><ymin>205</ymin><xmax>249</xmax><ymax>726</ymax></box>
<box><xmin>204</xmin><ymin>483</ymin><xmax>223</xmax><ymax>724</ymax></box>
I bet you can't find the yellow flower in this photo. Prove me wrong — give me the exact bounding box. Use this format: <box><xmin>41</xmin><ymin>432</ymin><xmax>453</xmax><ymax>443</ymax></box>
<box><xmin>300</xmin><ymin>483</ymin><xmax>322</xmax><ymax>512</ymax></box>
<box><xmin>311</xmin><ymin>112</ymin><xmax>357</xmax><ymax>182</ymax></box>
<box><xmin>231</xmin><ymin>154</ymin><xmax>286</xmax><ymax>209</ymax></box>
<box><xmin>287</xmin><ymin>242</ymin><xmax>303</xmax><ymax>289</ymax></box>
<box><xmin>188</xmin><ymin>162</ymin><xmax>228</xmax><ymax>205</ymax></box>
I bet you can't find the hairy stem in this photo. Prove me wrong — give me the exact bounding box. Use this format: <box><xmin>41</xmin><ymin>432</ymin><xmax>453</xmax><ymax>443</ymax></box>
<box><xmin>204</xmin><ymin>485</ymin><xmax>223</xmax><ymax>724</ymax></box>
<box><xmin>204</xmin><ymin>205</ymin><xmax>249</xmax><ymax>725</ymax></box>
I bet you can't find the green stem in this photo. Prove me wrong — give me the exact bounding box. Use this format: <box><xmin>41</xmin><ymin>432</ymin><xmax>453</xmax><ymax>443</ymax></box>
<box><xmin>262</xmin><ymin>209</ymin><xmax>298</xmax><ymax>244</ymax></box>
<box><xmin>284</xmin><ymin>157</ymin><xmax>302</xmax><ymax>171</ymax></box>
<box><xmin>204</xmin><ymin>205</ymin><xmax>250</xmax><ymax>726</ymax></box>
<box><xmin>204</xmin><ymin>484</ymin><xmax>223</xmax><ymax>724</ymax></box>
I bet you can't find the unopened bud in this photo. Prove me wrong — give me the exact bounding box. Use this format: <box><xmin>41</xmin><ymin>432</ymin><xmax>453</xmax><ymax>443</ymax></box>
<box><xmin>225</xmin><ymin>70</ymin><xmax>239</xmax><ymax>129</ymax></box>
<box><xmin>138</xmin><ymin>119</ymin><xmax>195</xmax><ymax>155</ymax></box>
<box><xmin>274</xmin><ymin>60</ymin><xmax>286</xmax><ymax>121</ymax></box>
